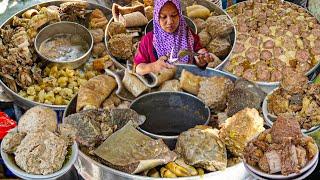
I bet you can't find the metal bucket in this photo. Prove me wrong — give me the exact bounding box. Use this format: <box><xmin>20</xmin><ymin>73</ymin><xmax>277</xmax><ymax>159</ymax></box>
<box><xmin>130</xmin><ymin>91</ymin><xmax>210</xmax><ymax>149</ymax></box>
<box><xmin>62</xmin><ymin>65</ymin><xmax>248</xmax><ymax>180</ymax></box>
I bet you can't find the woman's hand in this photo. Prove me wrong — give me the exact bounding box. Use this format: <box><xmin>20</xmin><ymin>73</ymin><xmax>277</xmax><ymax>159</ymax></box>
<box><xmin>195</xmin><ymin>48</ymin><xmax>214</xmax><ymax>67</ymax></box>
<box><xmin>135</xmin><ymin>56</ymin><xmax>175</xmax><ymax>75</ymax></box>
<box><xmin>151</xmin><ymin>56</ymin><xmax>175</xmax><ymax>73</ymax></box>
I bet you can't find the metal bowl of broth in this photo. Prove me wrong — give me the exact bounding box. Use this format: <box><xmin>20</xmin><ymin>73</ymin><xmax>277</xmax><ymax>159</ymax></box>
<box><xmin>34</xmin><ymin>21</ymin><xmax>93</xmax><ymax>69</ymax></box>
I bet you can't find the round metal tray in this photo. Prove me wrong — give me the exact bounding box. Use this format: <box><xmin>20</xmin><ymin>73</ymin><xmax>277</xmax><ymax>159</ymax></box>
<box><xmin>104</xmin><ymin>0</ymin><xmax>236</xmax><ymax>71</ymax></box>
<box><xmin>63</xmin><ymin>64</ymin><xmax>249</xmax><ymax>180</ymax></box>
<box><xmin>222</xmin><ymin>1</ymin><xmax>320</xmax><ymax>93</ymax></box>
<box><xmin>0</xmin><ymin>0</ymin><xmax>112</xmax><ymax>110</ymax></box>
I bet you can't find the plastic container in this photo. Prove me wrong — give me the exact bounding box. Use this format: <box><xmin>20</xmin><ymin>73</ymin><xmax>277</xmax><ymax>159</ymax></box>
<box><xmin>0</xmin><ymin>112</ymin><xmax>16</xmax><ymax>139</ymax></box>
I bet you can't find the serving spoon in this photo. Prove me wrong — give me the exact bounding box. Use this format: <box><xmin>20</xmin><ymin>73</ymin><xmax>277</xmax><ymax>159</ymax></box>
<box><xmin>167</xmin><ymin>48</ymin><xmax>200</xmax><ymax>63</ymax></box>
<box><xmin>178</xmin><ymin>49</ymin><xmax>200</xmax><ymax>58</ymax></box>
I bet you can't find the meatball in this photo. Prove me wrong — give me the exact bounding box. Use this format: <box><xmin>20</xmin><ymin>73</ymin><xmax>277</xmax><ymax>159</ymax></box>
<box><xmin>245</xmin><ymin>47</ymin><xmax>260</xmax><ymax>63</ymax></box>
<box><xmin>90</xmin><ymin>28</ymin><xmax>104</xmax><ymax>43</ymax></box>
<box><xmin>234</xmin><ymin>42</ymin><xmax>245</xmax><ymax>54</ymax></box>
<box><xmin>295</xmin><ymin>50</ymin><xmax>310</xmax><ymax>63</ymax></box>
<box><xmin>263</xmin><ymin>40</ymin><xmax>275</xmax><ymax>49</ymax></box>
<box><xmin>243</xmin><ymin>69</ymin><xmax>256</xmax><ymax>81</ymax></box>
<box><xmin>270</xmin><ymin>70</ymin><xmax>282</xmax><ymax>82</ymax></box>
<box><xmin>260</xmin><ymin>50</ymin><xmax>273</xmax><ymax>61</ymax></box>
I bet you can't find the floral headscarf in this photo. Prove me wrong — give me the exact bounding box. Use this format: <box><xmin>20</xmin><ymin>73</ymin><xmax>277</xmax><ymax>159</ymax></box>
<box><xmin>153</xmin><ymin>0</ymin><xmax>194</xmax><ymax>63</ymax></box>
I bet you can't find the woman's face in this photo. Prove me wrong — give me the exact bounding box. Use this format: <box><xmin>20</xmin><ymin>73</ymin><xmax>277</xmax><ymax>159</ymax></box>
<box><xmin>159</xmin><ymin>2</ymin><xmax>180</xmax><ymax>33</ymax></box>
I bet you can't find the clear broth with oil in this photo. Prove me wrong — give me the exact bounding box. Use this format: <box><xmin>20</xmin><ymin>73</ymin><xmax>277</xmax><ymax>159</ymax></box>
<box><xmin>39</xmin><ymin>34</ymin><xmax>89</xmax><ymax>61</ymax></box>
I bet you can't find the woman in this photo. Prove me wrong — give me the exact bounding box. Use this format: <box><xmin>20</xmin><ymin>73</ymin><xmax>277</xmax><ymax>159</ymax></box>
<box><xmin>134</xmin><ymin>0</ymin><xmax>214</xmax><ymax>75</ymax></box>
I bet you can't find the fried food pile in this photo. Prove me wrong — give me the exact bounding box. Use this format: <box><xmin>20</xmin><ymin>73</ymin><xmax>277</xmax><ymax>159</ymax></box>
<box><xmin>220</xmin><ymin>108</ymin><xmax>265</xmax><ymax>157</ymax></box>
<box><xmin>244</xmin><ymin>116</ymin><xmax>318</xmax><ymax>175</ymax></box>
<box><xmin>180</xmin><ymin>70</ymin><xmax>265</xmax><ymax>116</ymax></box>
<box><xmin>268</xmin><ymin>70</ymin><xmax>320</xmax><ymax>130</ymax></box>
<box><xmin>226</xmin><ymin>0</ymin><xmax>320</xmax><ymax>82</ymax></box>
<box><xmin>2</xmin><ymin>106</ymin><xmax>75</xmax><ymax>175</ymax></box>
<box><xmin>108</xmin><ymin>2</ymin><xmax>150</xmax><ymax>61</ymax></box>
<box><xmin>18</xmin><ymin>65</ymin><xmax>97</xmax><ymax>105</ymax></box>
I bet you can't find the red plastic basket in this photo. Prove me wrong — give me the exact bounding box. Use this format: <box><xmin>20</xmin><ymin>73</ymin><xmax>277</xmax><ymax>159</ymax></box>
<box><xmin>0</xmin><ymin>112</ymin><xmax>16</xmax><ymax>139</ymax></box>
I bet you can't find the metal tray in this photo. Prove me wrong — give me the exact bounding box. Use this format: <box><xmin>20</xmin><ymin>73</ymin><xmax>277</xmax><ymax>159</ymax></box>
<box><xmin>0</xmin><ymin>0</ymin><xmax>112</xmax><ymax>111</ymax></box>
<box><xmin>63</xmin><ymin>64</ymin><xmax>249</xmax><ymax>180</ymax></box>
<box><xmin>104</xmin><ymin>0</ymin><xmax>236</xmax><ymax>72</ymax></box>
<box><xmin>222</xmin><ymin>1</ymin><xmax>320</xmax><ymax>93</ymax></box>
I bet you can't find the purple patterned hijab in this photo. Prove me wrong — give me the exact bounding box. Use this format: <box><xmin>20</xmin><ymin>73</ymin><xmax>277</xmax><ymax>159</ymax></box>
<box><xmin>153</xmin><ymin>0</ymin><xmax>194</xmax><ymax>63</ymax></box>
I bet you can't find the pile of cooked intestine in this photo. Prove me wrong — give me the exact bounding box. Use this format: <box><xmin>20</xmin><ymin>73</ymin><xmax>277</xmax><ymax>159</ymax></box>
<box><xmin>106</xmin><ymin>1</ymin><xmax>234</xmax><ymax>69</ymax></box>
<box><xmin>0</xmin><ymin>1</ymin><xmax>116</xmax><ymax>105</ymax></box>
<box><xmin>61</xmin><ymin>63</ymin><xmax>271</xmax><ymax>177</ymax></box>
<box><xmin>2</xmin><ymin>106</ymin><xmax>76</xmax><ymax>175</ymax></box>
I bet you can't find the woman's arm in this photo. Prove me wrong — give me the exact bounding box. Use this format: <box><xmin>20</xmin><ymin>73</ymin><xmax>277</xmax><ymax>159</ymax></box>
<box><xmin>135</xmin><ymin>63</ymin><xmax>154</xmax><ymax>75</ymax></box>
<box><xmin>136</xmin><ymin>56</ymin><xmax>174</xmax><ymax>75</ymax></box>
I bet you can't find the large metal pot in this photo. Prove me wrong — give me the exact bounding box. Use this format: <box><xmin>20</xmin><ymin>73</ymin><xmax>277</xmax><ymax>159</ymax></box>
<box><xmin>130</xmin><ymin>91</ymin><xmax>210</xmax><ymax>149</ymax></box>
<box><xmin>223</xmin><ymin>1</ymin><xmax>320</xmax><ymax>93</ymax></box>
<box><xmin>63</xmin><ymin>64</ymin><xmax>248</xmax><ymax>180</ymax></box>
<box><xmin>0</xmin><ymin>0</ymin><xmax>112</xmax><ymax>111</ymax></box>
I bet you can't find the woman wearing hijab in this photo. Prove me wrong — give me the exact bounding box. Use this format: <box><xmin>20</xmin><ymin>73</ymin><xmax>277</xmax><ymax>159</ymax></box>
<box><xmin>134</xmin><ymin>0</ymin><xmax>215</xmax><ymax>75</ymax></box>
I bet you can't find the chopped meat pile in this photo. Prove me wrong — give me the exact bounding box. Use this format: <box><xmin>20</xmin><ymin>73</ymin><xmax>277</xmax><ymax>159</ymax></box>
<box><xmin>1</xmin><ymin>105</ymin><xmax>76</xmax><ymax>175</ymax></box>
<box><xmin>268</xmin><ymin>72</ymin><xmax>320</xmax><ymax>130</ymax></box>
<box><xmin>14</xmin><ymin>130</ymin><xmax>68</xmax><ymax>175</ymax></box>
<box><xmin>244</xmin><ymin>116</ymin><xmax>318</xmax><ymax>175</ymax></box>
